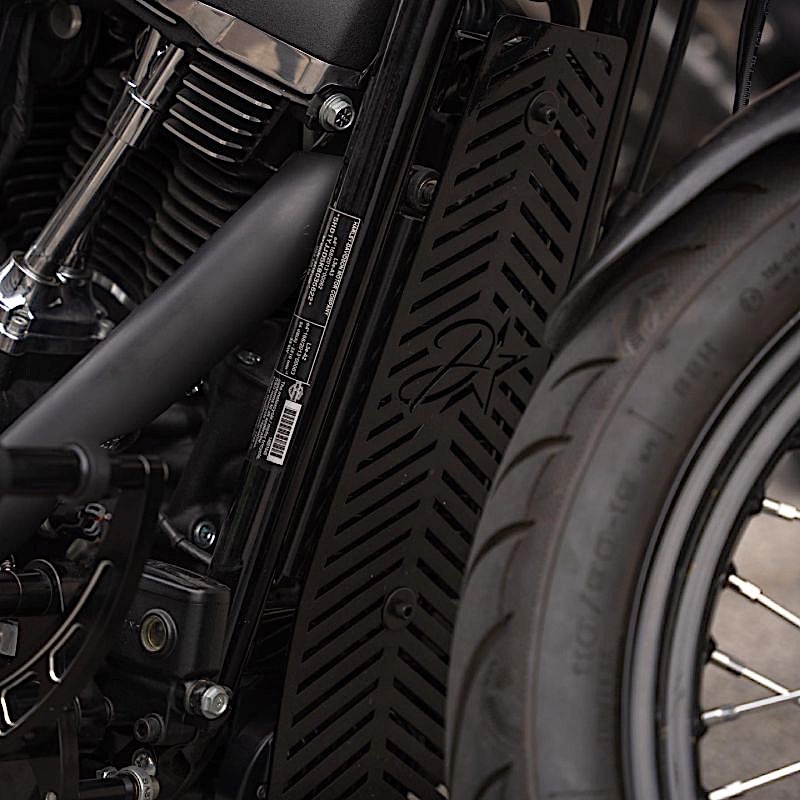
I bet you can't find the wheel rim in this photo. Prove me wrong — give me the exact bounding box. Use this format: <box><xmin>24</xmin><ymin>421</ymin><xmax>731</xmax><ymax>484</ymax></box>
<box><xmin>625</xmin><ymin>313</ymin><xmax>800</xmax><ymax>800</ymax></box>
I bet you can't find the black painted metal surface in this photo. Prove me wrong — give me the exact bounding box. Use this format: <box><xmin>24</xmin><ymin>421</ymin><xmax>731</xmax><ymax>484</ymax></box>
<box><xmin>267</xmin><ymin>17</ymin><xmax>626</xmax><ymax>800</ymax></box>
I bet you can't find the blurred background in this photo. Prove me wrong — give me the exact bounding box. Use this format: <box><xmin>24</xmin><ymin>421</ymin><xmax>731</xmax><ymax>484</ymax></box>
<box><xmin>615</xmin><ymin>0</ymin><xmax>798</xmax><ymax>189</ymax></box>
<box><xmin>518</xmin><ymin>0</ymin><xmax>798</xmax><ymax>191</ymax></box>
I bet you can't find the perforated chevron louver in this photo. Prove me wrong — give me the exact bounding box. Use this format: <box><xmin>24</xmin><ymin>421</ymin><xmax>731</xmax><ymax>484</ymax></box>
<box><xmin>267</xmin><ymin>17</ymin><xmax>626</xmax><ymax>800</ymax></box>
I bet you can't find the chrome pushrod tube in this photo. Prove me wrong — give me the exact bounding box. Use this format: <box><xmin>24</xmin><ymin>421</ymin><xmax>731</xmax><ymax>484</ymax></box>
<box><xmin>24</xmin><ymin>29</ymin><xmax>183</xmax><ymax>279</ymax></box>
<box><xmin>0</xmin><ymin>153</ymin><xmax>342</xmax><ymax>556</ymax></box>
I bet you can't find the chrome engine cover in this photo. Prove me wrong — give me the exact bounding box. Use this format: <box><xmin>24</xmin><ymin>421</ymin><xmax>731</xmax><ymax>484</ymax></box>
<box><xmin>117</xmin><ymin>0</ymin><xmax>394</xmax><ymax>91</ymax></box>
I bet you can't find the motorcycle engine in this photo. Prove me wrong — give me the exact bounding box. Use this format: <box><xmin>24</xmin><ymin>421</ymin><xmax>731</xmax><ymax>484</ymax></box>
<box><xmin>0</xmin><ymin>0</ymin><xmax>389</xmax><ymax>794</ymax></box>
<box><xmin>1</xmin><ymin>0</ymin><xmax>389</xmax><ymax>310</ymax></box>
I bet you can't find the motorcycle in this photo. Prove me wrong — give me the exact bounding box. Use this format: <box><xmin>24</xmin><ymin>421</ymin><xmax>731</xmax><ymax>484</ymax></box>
<box><xmin>0</xmin><ymin>0</ymin><xmax>790</xmax><ymax>798</ymax></box>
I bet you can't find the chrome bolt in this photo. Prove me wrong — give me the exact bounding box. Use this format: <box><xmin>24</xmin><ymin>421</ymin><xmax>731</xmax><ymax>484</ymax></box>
<box><xmin>192</xmin><ymin>519</ymin><xmax>217</xmax><ymax>549</ymax></box>
<box><xmin>44</xmin><ymin>793</ymin><xmax>58</xmax><ymax>800</ymax></box>
<box><xmin>6</xmin><ymin>311</ymin><xmax>30</xmax><ymax>338</ymax></box>
<box><xmin>132</xmin><ymin>749</ymin><xmax>157</xmax><ymax>776</ymax></box>
<box><xmin>199</xmin><ymin>684</ymin><xmax>230</xmax><ymax>719</ymax></box>
<box><xmin>237</xmin><ymin>350</ymin><xmax>261</xmax><ymax>367</ymax></box>
<box><xmin>319</xmin><ymin>93</ymin><xmax>356</xmax><ymax>132</ymax></box>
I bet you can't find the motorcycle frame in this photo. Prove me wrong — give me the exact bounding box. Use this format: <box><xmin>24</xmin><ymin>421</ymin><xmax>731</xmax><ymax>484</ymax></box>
<box><xmin>8</xmin><ymin>0</ymin><xmax>800</xmax><ymax>794</ymax></box>
<box><xmin>173</xmin><ymin>0</ymin><xmax>800</xmax><ymax>793</ymax></box>
<box><xmin>216</xmin><ymin>0</ymin><xmax>663</xmax><ymax>691</ymax></box>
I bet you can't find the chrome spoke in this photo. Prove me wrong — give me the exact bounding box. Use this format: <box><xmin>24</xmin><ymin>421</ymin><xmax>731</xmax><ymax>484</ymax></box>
<box><xmin>701</xmin><ymin>687</ymin><xmax>800</xmax><ymax>727</ymax></box>
<box><xmin>727</xmin><ymin>573</ymin><xmax>800</xmax><ymax>630</ymax></box>
<box><xmin>708</xmin><ymin>760</ymin><xmax>800</xmax><ymax>799</ymax></box>
<box><xmin>709</xmin><ymin>649</ymin><xmax>790</xmax><ymax>696</ymax></box>
<box><xmin>762</xmin><ymin>496</ymin><xmax>800</xmax><ymax>521</ymax></box>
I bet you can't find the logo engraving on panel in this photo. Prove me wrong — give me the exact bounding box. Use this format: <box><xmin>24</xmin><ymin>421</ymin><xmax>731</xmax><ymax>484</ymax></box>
<box><xmin>399</xmin><ymin>319</ymin><xmax>524</xmax><ymax>412</ymax></box>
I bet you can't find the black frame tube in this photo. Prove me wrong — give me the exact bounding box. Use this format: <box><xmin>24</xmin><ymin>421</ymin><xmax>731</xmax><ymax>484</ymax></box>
<box><xmin>0</xmin><ymin>153</ymin><xmax>341</xmax><ymax>555</ymax></box>
<box><xmin>217</xmin><ymin>0</ymin><xmax>465</xmax><ymax>686</ymax></box>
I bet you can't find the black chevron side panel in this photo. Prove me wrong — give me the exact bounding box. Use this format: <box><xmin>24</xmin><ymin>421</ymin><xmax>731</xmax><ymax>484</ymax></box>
<box><xmin>268</xmin><ymin>17</ymin><xmax>626</xmax><ymax>800</ymax></box>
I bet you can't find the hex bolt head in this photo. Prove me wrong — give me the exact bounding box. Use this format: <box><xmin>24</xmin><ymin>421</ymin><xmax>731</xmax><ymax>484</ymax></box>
<box><xmin>319</xmin><ymin>93</ymin><xmax>356</xmax><ymax>132</ymax></box>
<box><xmin>132</xmin><ymin>749</ymin><xmax>157</xmax><ymax>776</ymax></box>
<box><xmin>192</xmin><ymin>519</ymin><xmax>217</xmax><ymax>549</ymax></box>
<box><xmin>6</xmin><ymin>311</ymin><xmax>30</xmax><ymax>338</ymax></box>
<box><xmin>200</xmin><ymin>684</ymin><xmax>230</xmax><ymax>719</ymax></box>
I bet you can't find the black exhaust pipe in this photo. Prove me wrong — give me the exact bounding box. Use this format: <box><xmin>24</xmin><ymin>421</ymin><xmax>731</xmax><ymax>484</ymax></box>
<box><xmin>0</xmin><ymin>153</ymin><xmax>341</xmax><ymax>555</ymax></box>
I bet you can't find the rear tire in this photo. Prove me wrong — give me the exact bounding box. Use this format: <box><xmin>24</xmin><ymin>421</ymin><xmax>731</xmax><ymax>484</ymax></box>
<box><xmin>446</xmin><ymin>140</ymin><xmax>800</xmax><ymax>799</ymax></box>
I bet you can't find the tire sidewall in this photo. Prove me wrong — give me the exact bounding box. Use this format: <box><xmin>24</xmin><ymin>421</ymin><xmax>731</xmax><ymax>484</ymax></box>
<box><xmin>526</xmin><ymin>196</ymin><xmax>800</xmax><ymax>797</ymax></box>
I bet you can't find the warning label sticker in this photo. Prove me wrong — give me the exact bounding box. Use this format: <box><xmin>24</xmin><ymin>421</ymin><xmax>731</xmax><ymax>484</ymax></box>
<box><xmin>252</xmin><ymin>207</ymin><xmax>361</xmax><ymax>464</ymax></box>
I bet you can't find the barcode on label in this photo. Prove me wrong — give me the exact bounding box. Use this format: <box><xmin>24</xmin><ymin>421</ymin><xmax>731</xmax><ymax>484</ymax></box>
<box><xmin>266</xmin><ymin>400</ymin><xmax>302</xmax><ymax>465</ymax></box>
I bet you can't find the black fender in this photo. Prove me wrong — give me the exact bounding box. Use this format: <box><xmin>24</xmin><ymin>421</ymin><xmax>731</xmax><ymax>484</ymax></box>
<box><xmin>548</xmin><ymin>70</ymin><xmax>800</xmax><ymax>349</ymax></box>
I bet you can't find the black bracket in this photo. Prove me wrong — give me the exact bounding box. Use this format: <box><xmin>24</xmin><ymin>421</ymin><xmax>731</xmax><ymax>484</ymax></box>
<box><xmin>0</xmin><ymin>446</ymin><xmax>165</xmax><ymax>799</ymax></box>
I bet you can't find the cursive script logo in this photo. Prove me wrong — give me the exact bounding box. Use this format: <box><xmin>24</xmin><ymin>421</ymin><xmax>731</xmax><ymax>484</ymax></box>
<box><xmin>398</xmin><ymin>318</ymin><xmax>525</xmax><ymax>412</ymax></box>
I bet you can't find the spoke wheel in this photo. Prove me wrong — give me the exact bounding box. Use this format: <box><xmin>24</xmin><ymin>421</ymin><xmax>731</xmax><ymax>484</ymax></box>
<box><xmin>626</xmin><ymin>321</ymin><xmax>800</xmax><ymax>800</ymax></box>
<box><xmin>446</xmin><ymin>141</ymin><xmax>800</xmax><ymax>800</ymax></box>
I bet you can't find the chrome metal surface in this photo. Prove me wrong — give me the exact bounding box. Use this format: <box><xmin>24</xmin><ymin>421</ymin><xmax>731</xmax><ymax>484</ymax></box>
<box><xmin>318</xmin><ymin>93</ymin><xmax>356</xmax><ymax>132</ymax></box>
<box><xmin>701</xmin><ymin>686</ymin><xmax>800</xmax><ymax>726</ymax></box>
<box><xmin>131</xmin><ymin>749</ymin><xmax>157</xmax><ymax>776</ymax></box>
<box><xmin>762</xmin><ymin>496</ymin><xmax>800</xmax><ymax>520</ymax></box>
<box><xmin>0</xmin><ymin>253</ymin><xmax>110</xmax><ymax>355</ymax></box>
<box><xmin>24</xmin><ymin>134</ymin><xmax>130</xmax><ymax>278</ymax></box>
<box><xmin>25</xmin><ymin>29</ymin><xmax>183</xmax><ymax>278</ymax></box>
<box><xmin>199</xmin><ymin>684</ymin><xmax>229</xmax><ymax>719</ymax></box>
<box><xmin>92</xmin><ymin>272</ymin><xmax>137</xmax><ymax>312</ymax></box>
<box><xmin>184</xmin><ymin>679</ymin><xmax>231</xmax><ymax>719</ymax></box>
<box><xmin>0</xmin><ymin>29</ymin><xmax>183</xmax><ymax>354</ymax></box>
<box><xmin>118</xmin><ymin>765</ymin><xmax>160</xmax><ymax>800</ymax></box>
<box><xmin>709</xmin><ymin>649</ymin><xmax>791</xmax><ymax>696</ymax></box>
<box><xmin>132</xmin><ymin>0</ymin><xmax>178</xmax><ymax>24</ymax></box>
<box><xmin>163</xmin><ymin>48</ymin><xmax>282</xmax><ymax>161</ymax></box>
<box><xmin>709</xmin><ymin>761</ymin><xmax>800</xmax><ymax>799</ymax></box>
<box><xmin>153</xmin><ymin>0</ymin><xmax>361</xmax><ymax>95</ymax></box>
<box><xmin>681</xmin><ymin>460</ymin><xmax>800</xmax><ymax>795</ymax></box>
<box><xmin>727</xmin><ymin>572</ymin><xmax>800</xmax><ymax>630</ymax></box>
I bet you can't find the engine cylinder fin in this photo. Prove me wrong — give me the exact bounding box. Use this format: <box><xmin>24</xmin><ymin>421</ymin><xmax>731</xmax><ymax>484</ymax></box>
<box><xmin>62</xmin><ymin>67</ymin><xmax>119</xmax><ymax>187</ymax></box>
<box><xmin>4</xmin><ymin>39</ymin><xmax>296</xmax><ymax>313</ymax></box>
<box><xmin>0</xmin><ymin>87</ymin><xmax>82</xmax><ymax>249</ymax></box>
<box><xmin>163</xmin><ymin>50</ymin><xmax>287</xmax><ymax>162</ymax></box>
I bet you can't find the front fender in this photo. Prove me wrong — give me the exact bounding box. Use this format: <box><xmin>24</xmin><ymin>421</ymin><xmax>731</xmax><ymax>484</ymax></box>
<box><xmin>548</xmin><ymin>70</ymin><xmax>800</xmax><ymax>349</ymax></box>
